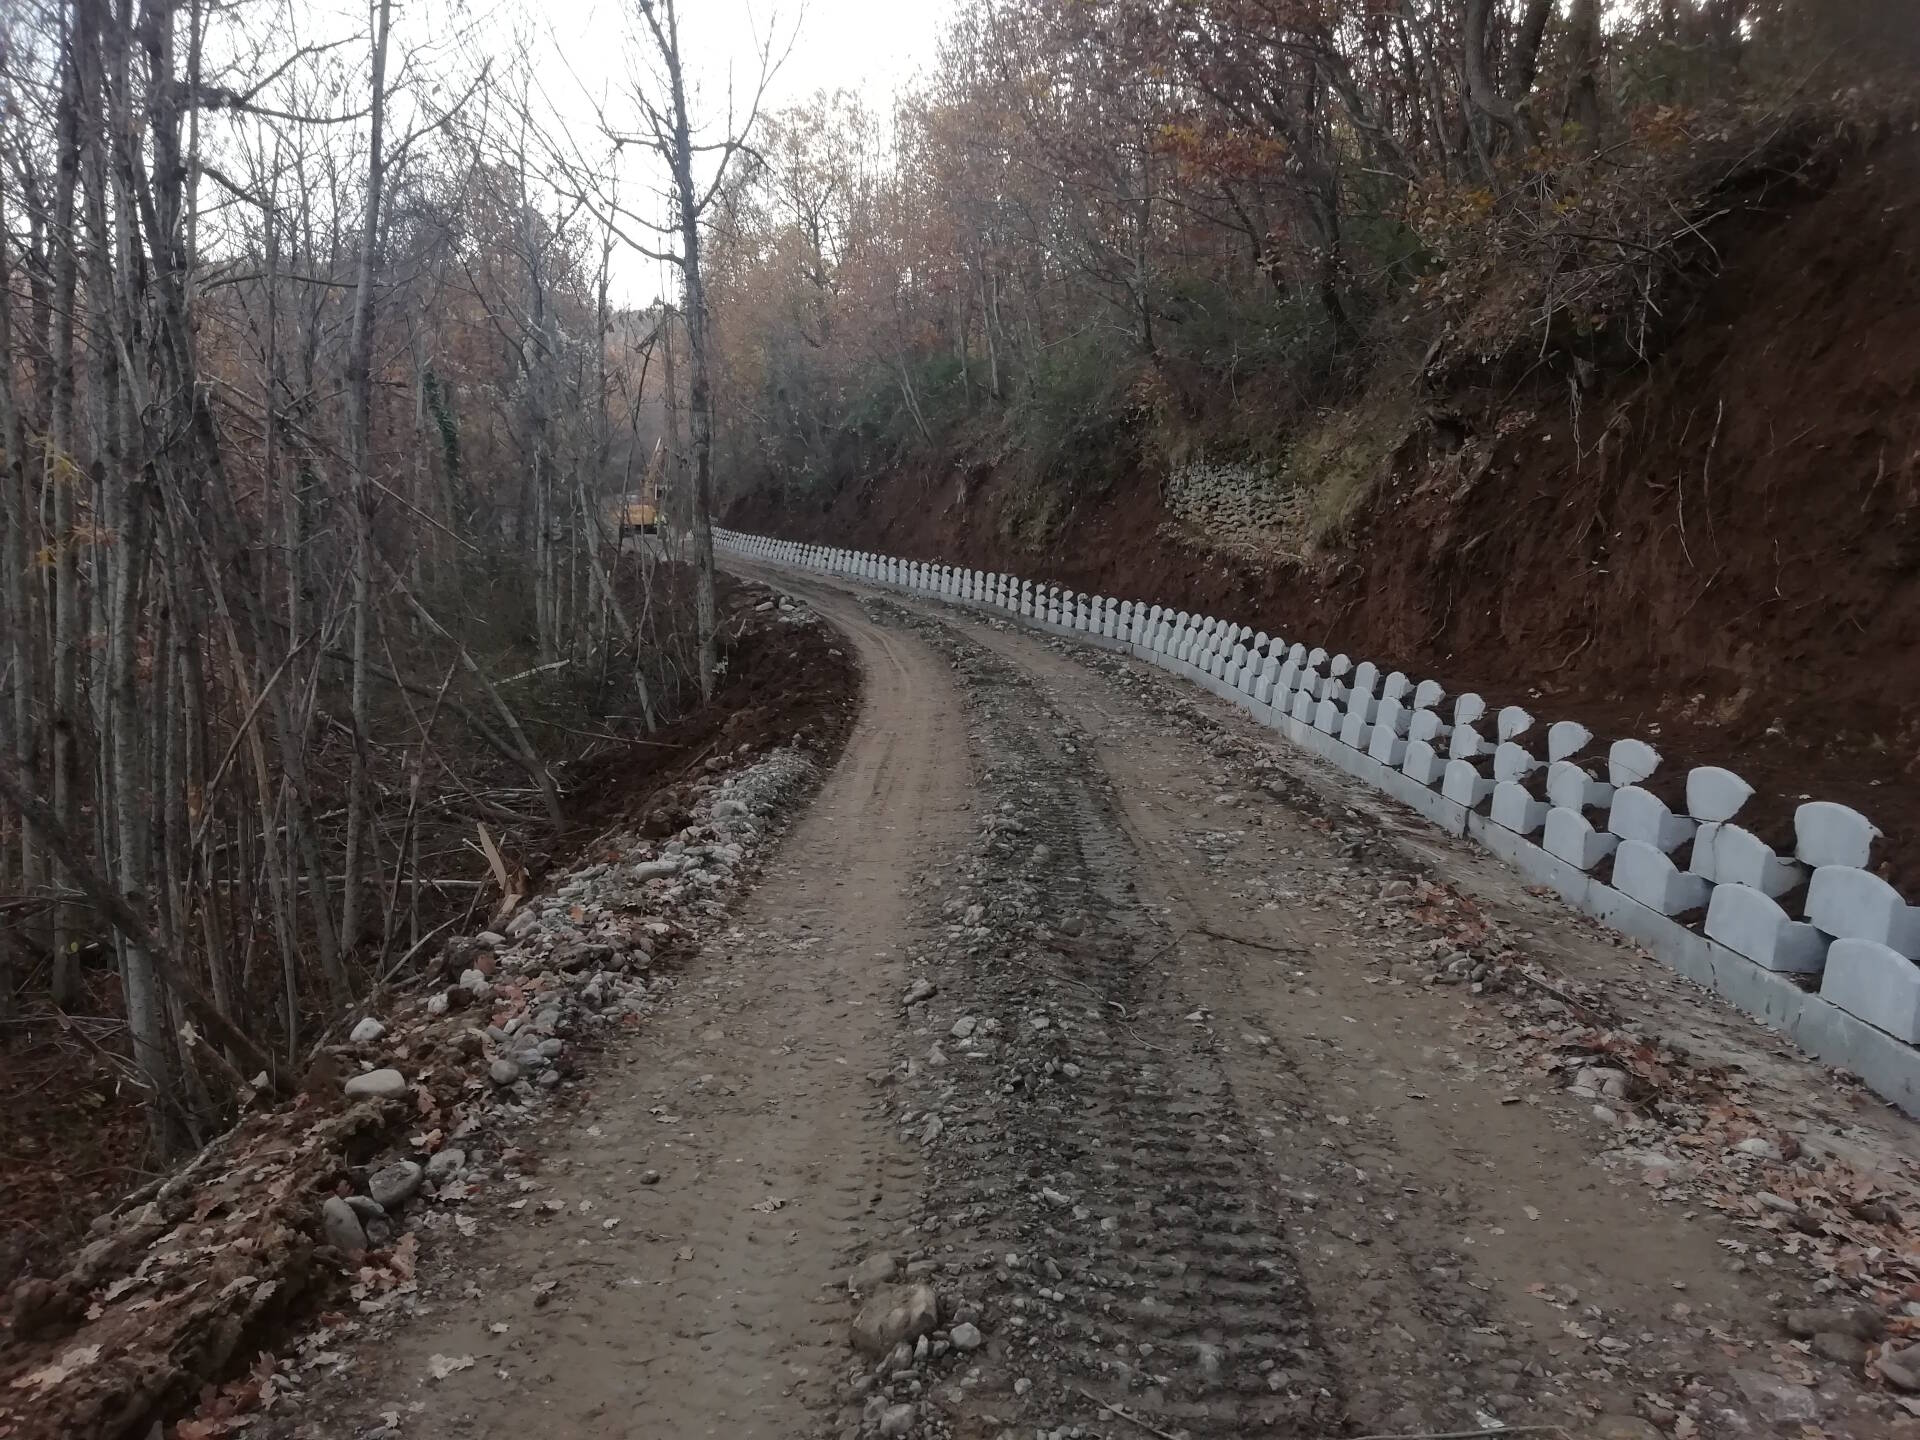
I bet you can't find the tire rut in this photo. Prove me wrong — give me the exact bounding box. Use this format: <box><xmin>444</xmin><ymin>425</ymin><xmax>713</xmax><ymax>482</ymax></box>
<box><xmin>848</xmin><ymin>598</ymin><xmax>1344</xmax><ymax>1440</ymax></box>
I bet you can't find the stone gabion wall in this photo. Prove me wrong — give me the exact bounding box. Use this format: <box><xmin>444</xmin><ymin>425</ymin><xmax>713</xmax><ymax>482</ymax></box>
<box><xmin>716</xmin><ymin>528</ymin><xmax>1920</xmax><ymax>1115</ymax></box>
<box><xmin>1162</xmin><ymin>458</ymin><xmax>1306</xmax><ymax>557</ymax></box>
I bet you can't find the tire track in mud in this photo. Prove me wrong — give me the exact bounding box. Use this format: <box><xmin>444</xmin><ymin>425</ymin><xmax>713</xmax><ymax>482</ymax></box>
<box><xmin>852</xmin><ymin>598</ymin><xmax>1344</xmax><ymax>1439</ymax></box>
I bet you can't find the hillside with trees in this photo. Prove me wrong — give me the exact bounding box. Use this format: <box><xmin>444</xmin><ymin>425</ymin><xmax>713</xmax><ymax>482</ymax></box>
<box><xmin>714</xmin><ymin>0</ymin><xmax>1920</xmax><ymax>868</ymax></box>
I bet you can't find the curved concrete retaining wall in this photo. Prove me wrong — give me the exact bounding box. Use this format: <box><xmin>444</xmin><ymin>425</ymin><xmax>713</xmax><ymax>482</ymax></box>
<box><xmin>717</xmin><ymin>528</ymin><xmax>1920</xmax><ymax>1116</ymax></box>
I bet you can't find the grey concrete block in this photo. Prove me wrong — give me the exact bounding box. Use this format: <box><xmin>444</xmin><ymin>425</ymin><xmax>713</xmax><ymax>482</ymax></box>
<box><xmin>1402</xmin><ymin>738</ymin><xmax>1446</xmax><ymax>787</ymax></box>
<box><xmin>1690</xmin><ymin>822</ymin><xmax>1803</xmax><ymax>897</ymax></box>
<box><xmin>1367</xmin><ymin>719</ymin><xmax>1408</xmax><ymax>767</ymax></box>
<box><xmin>1441</xmin><ymin>758</ymin><xmax>1494</xmax><ymax>810</ymax></box>
<box><xmin>1546</xmin><ymin>759</ymin><xmax>1612</xmax><ymax>814</ymax></box>
<box><xmin>1806</xmin><ymin>866</ymin><xmax>1920</xmax><ymax>956</ymax></box>
<box><xmin>1704</xmin><ymin>884</ymin><xmax>1827</xmax><ymax>974</ymax></box>
<box><xmin>1607</xmin><ymin>785</ymin><xmax>1698</xmax><ymax>853</ymax></box>
<box><xmin>1543</xmin><ymin>806</ymin><xmax>1619</xmax><ymax>871</ymax></box>
<box><xmin>1821</xmin><ymin>939</ymin><xmax>1920</xmax><ymax>1043</ymax></box>
<box><xmin>1685</xmin><ymin>766</ymin><xmax>1754</xmax><ymax>823</ymax></box>
<box><xmin>1612</xmin><ymin>839</ymin><xmax>1711</xmax><ymax>915</ymax></box>
<box><xmin>1608</xmin><ymin>738</ymin><xmax>1661</xmax><ymax>787</ymax></box>
<box><xmin>1493</xmin><ymin>741</ymin><xmax>1541</xmax><ymax>784</ymax></box>
<box><xmin>1490</xmin><ymin>780</ymin><xmax>1548</xmax><ymax>836</ymax></box>
<box><xmin>1794</xmin><ymin>800</ymin><xmax>1882</xmax><ymax>870</ymax></box>
<box><xmin>1449</xmin><ymin>721</ymin><xmax>1488</xmax><ymax>762</ymax></box>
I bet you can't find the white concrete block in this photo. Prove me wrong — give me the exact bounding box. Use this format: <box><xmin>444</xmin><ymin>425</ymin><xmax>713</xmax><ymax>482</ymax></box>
<box><xmin>1373</xmin><ymin>696</ymin><xmax>1411</xmax><ymax>739</ymax></box>
<box><xmin>1705</xmin><ymin>885</ymin><xmax>1828</xmax><ymax>975</ymax></box>
<box><xmin>1684</xmin><ymin>766</ymin><xmax>1753</xmax><ymax>823</ymax></box>
<box><xmin>1545</xmin><ymin>759</ymin><xmax>1612</xmax><ymax>813</ymax></box>
<box><xmin>1689</xmin><ymin>822</ymin><xmax>1803</xmax><ymax>897</ymax></box>
<box><xmin>1368</xmin><ymin>730</ymin><xmax>1408</xmax><ymax>767</ymax></box>
<box><xmin>1449</xmin><ymin>722</ymin><xmax>1488</xmax><ymax>762</ymax></box>
<box><xmin>1380</xmin><ymin>672</ymin><xmax>1411</xmax><ymax>704</ymax></box>
<box><xmin>1491</xmin><ymin>781</ymin><xmax>1549</xmax><ymax>835</ymax></box>
<box><xmin>1453</xmin><ymin>693</ymin><xmax>1487</xmax><ymax>728</ymax></box>
<box><xmin>1544</xmin><ymin>807</ymin><xmax>1620</xmax><ymax>871</ymax></box>
<box><xmin>1254</xmin><ymin>663</ymin><xmax>1280</xmax><ymax>706</ymax></box>
<box><xmin>1612</xmin><ymin>839</ymin><xmax>1711</xmax><ymax>916</ymax></box>
<box><xmin>1413</xmin><ymin>680</ymin><xmax>1445</xmax><ymax>710</ymax></box>
<box><xmin>1339</xmin><ymin>705</ymin><xmax>1374</xmax><ymax>749</ymax></box>
<box><xmin>1821</xmin><ymin>939</ymin><xmax>1920</xmax><ymax>1042</ymax></box>
<box><xmin>1407</xmin><ymin>709</ymin><xmax>1449</xmax><ymax>746</ymax></box>
<box><xmin>1289</xmin><ymin>688</ymin><xmax>1316</xmax><ymax>723</ymax></box>
<box><xmin>1608</xmin><ymin>738</ymin><xmax>1661</xmax><ymax>787</ymax></box>
<box><xmin>1496</xmin><ymin>705</ymin><xmax>1534</xmax><ymax>742</ymax></box>
<box><xmin>1607</xmin><ymin>786</ymin><xmax>1697</xmax><ymax>853</ymax></box>
<box><xmin>1441</xmin><ymin>758</ymin><xmax>1494</xmax><ymax>809</ymax></box>
<box><xmin>1402</xmin><ymin>739</ymin><xmax>1446</xmax><ymax>787</ymax></box>
<box><xmin>1806</xmin><ymin>867</ymin><xmax>1920</xmax><ymax>956</ymax></box>
<box><xmin>1794</xmin><ymin>801</ymin><xmax>1882</xmax><ymax>871</ymax></box>
<box><xmin>1314</xmin><ymin>696</ymin><xmax>1343</xmax><ymax>734</ymax></box>
<box><xmin>1493</xmin><ymin>741</ymin><xmax>1541</xmax><ymax>784</ymax></box>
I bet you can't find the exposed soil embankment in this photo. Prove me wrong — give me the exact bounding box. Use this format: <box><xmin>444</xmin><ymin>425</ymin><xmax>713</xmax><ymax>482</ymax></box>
<box><xmin>729</xmin><ymin>136</ymin><xmax>1920</xmax><ymax>889</ymax></box>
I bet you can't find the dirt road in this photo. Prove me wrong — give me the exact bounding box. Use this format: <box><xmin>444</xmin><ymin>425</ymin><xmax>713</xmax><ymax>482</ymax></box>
<box><xmin>303</xmin><ymin>573</ymin><xmax>1920</xmax><ymax>1440</ymax></box>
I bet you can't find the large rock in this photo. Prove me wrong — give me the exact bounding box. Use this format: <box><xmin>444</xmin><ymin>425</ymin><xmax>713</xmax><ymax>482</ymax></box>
<box><xmin>343</xmin><ymin>1067</ymin><xmax>409</xmax><ymax>1101</ymax></box>
<box><xmin>850</xmin><ymin>1283</ymin><xmax>939</xmax><ymax>1357</ymax></box>
<box><xmin>368</xmin><ymin>1160</ymin><xmax>424</xmax><ymax>1209</ymax></box>
<box><xmin>321</xmin><ymin>1196</ymin><xmax>369</xmax><ymax>1253</ymax></box>
<box><xmin>848</xmin><ymin>1252</ymin><xmax>898</xmax><ymax>1292</ymax></box>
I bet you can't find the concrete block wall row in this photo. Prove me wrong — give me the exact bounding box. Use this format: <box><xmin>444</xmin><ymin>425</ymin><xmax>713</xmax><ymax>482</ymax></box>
<box><xmin>717</xmin><ymin>529</ymin><xmax>1920</xmax><ymax>1115</ymax></box>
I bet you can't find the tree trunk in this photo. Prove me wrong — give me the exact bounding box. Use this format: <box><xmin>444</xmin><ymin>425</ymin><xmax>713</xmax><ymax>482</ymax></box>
<box><xmin>340</xmin><ymin>0</ymin><xmax>391</xmax><ymax>970</ymax></box>
<box><xmin>46</xmin><ymin>7</ymin><xmax>88</xmax><ymax>1009</ymax></box>
<box><xmin>1463</xmin><ymin>0</ymin><xmax>1529</xmax><ymax>157</ymax></box>
<box><xmin>1565</xmin><ymin>0</ymin><xmax>1604</xmax><ymax>148</ymax></box>
<box><xmin>651</xmin><ymin>8</ymin><xmax>719</xmax><ymax>699</ymax></box>
<box><xmin>0</xmin><ymin>124</ymin><xmax>40</xmax><ymax>897</ymax></box>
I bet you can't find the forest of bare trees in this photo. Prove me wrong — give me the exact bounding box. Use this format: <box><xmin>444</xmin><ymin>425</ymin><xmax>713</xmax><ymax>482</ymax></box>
<box><xmin>0</xmin><ymin>0</ymin><xmax>1912</xmax><ymax>1218</ymax></box>
<box><xmin>703</xmin><ymin>0</ymin><xmax>1914</xmax><ymax>520</ymax></box>
<box><xmin>0</xmin><ymin>0</ymin><xmax>767</xmax><ymax>1165</ymax></box>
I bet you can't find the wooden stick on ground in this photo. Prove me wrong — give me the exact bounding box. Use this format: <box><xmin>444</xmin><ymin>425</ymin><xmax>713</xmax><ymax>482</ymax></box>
<box><xmin>1073</xmin><ymin>1389</ymin><xmax>1182</xmax><ymax>1440</ymax></box>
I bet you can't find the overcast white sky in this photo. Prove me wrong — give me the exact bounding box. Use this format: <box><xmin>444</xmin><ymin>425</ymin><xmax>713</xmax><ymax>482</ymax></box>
<box><xmin>524</xmin><ymin>0</ymin><xmax>956</xmax><ymax>303</ymax></box>
<box><xmin>203</xmin><ymin>0</ymin><xmax>950</xmax><ymax>304</ymax></box>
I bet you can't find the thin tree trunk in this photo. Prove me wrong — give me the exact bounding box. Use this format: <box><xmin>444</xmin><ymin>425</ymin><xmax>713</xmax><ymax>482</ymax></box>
<box><xmin>0</xmin><ymin>752</ymin><xmax>279</xmax><ymax>1083</ymax></box>
<box><xmin>46</xmin><ymin>8</ymin><xmax>87</xmax><ymax>1008</ymax></box>
<box><xmin>340</xmin><ymin>0</ymin><xmax>391</xmax><ymax>968</ymax></box>
<box><xmin>650</xmin><ymin>0</ymin><xmax>719</xmax><ymax>700</ymax></box>
<box><xmin>0</xmin><ymin>129</ymin><xmax>41</xmax><ymax>896</ymax></box>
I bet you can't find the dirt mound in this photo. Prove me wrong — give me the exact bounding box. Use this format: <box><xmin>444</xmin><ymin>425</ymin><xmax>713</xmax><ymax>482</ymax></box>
<box><xmin>728</xmin><ymin>133</ymin><xmax>1920</xmax><ymax>891</ymax></box>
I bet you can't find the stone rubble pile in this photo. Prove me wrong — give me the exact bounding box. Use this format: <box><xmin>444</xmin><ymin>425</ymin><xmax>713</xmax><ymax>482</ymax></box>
<box><xmin>0</xmin><ymin>730</ymin><xmax>825</xmax><ymax>1440</ymax></box>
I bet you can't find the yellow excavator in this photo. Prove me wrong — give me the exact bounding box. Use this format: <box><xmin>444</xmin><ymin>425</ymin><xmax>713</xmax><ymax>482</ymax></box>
<box><xmin>616</xmin><ymin>439</ymin><xmax>664</xmax><ymax>534</ymax></box>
